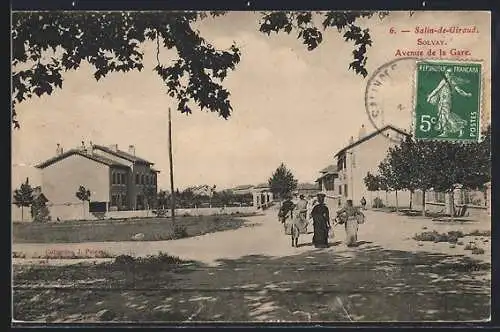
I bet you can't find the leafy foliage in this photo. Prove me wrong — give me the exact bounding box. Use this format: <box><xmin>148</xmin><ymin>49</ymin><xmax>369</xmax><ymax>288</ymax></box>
<box><xmin>11</xmin><ymin>11</ymin><xmax>398</xmax><ymax>129</ymax></box>
<box><xmin>157</xmin><ymin>190</ymin><xmax>169</xmax><ymax>209</ymax></box>
<box><xmin>268</xmin><ymin>162</ymin><xmax>298</xmax><ymax>199</ymax></box>
<box><xmin>143</xmin><ymin>186</ymin><xmax>157</xmax><ymax>210</ymax></box>
<box><xmin>13</xmin><ymin>177</ymin><xmax>34</xmax><ymax>221</ymax></box>
<box><xmin>75</xmin><ymin>185</ymin><xmax>91</xmax><ymax>202</ymax></box>
<box><xmin>13</xmin><ymin>177</ymin><xmax>34</xmax><ymax>208</ymax></box>
<box><xmin>376</xmin><ymin>128</ymin><xmax>491</xmax><ymax>216</ymax></box>
<box><xmin>31</xmin><ymin>193</ymin><xmax>51</xmax><ymax>223</ymax></box>
<box><xmin>363</xmin><ymin>172</ymin><xmax>380</xmax><ymax>192</ymax></box>
<box><xmin>11</xmin><ymin>11</ymin><xmax>241</xmax><ymax>128</ymax></box>
<box><xmin>258</xmin><ymin>11</ymin><xmax>386</xmax><ymax>78</ymax></box>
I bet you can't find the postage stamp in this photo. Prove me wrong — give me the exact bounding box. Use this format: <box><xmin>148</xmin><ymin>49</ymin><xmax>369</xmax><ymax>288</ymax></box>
<box><xmin>414</xmin><ymin>61</ymin><xmax>482</xmax><ymax>141</ymax></box>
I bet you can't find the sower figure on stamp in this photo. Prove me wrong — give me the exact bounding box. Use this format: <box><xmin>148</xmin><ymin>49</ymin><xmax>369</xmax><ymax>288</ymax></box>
<box><xmin>426</xmin><ymin>68</ymin><xmax>472</xmax><ymax>138</ymax></box>
<box><xmin>336</xmin><ymin>199</ymin><xmax>365</xmax><ymax>247</ymax></box>
<box><xmin>310</xmin><ymin>193</ymin><xmax>331</xmax><ymax>248</ymax></box>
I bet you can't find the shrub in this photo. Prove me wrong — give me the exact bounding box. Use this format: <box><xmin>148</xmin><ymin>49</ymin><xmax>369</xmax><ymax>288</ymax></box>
<box><xmin>472</xmin><ymin>247</ymin><xmax>485</xmax><ymax>255</ymax></box>
<box><xmin>114</xmin><ymin>254</ymin><xmax>136</xmax><ymax>265</ymax></box>
<box><xmin>372</xmin><ymin>197</ymin><xmax>384</xmax><ymax>208</ymax></box>
<box><xmin>173</xmin><ymin>225</ymin><xmax>189</xmax><ymax>239</ymax></box>
<box><xmin>467</xmin><ymin>230</ymin><xmax>491</xmax><ymax>237</ymax></box>
<box><xmin>464</xmin><ymin>242</ymin><xmax>477</xmax><ymax>250</ymax></box>
<box><xmin>413</xmin><ymin>230</ymin><xmax>465</xmax><ymax>243</ymax></box>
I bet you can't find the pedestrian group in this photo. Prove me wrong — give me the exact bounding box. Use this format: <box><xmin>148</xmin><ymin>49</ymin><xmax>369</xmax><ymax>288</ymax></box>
<box><xmin>278</xmin><ymin>192</ymin><xmax>366</xmax><ymax>248</ymax></box>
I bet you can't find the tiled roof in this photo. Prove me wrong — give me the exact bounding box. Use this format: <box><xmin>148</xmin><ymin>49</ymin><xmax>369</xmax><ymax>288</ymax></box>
<box><xmin>254</xmin><ymin>183</ymin><xmax>270</xmax><ymax>189</ymax></box>
<box><xmin>297</xmin><ymin>183</ymin><xmax>320</xmax><ymax>190</ymax></box>
<box><xmin>319</xmin><ymin>164</ymin><xmax>337</xmax><ymax>174</ymax></box>
<box><xmin>92</xmin><ymin>145</ymin><xmax>153</xmax><ymax>165</ymax></box>
<box><xmin>334</xmin><ymin>125</ymin><xmax>410</xmax><ymax>158</ymax></box>
<box><xmin>232</xmin><ymin>184</ymin><xmax>255</xmax><ymax>191</ymax></box>
<box><xmin>35</xmin><ymin>149</ymin><xmax>129</xmax><ymax>169</ymax></box>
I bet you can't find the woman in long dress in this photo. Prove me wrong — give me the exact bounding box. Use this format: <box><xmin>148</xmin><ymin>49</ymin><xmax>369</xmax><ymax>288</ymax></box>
<box><xmin>336</xmin><ymin>199</ymin><xmax>364</xmax><ymax>247</ymax></box>
<box><xmin>310</xmin><ymin>193</ymin><xmax>331</xmax><ymax>248</ymax></box>
<box><xmin>426</xmin><ymin>68</ymin><xmax>472</xmax><ymax>138</ymax></box>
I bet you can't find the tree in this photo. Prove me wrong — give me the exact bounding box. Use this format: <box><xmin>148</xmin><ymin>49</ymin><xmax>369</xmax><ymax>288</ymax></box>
<box><xmin>75</xmin><ymin>185</ymin><xmax>91</xmax><ymax>218</ymax></box>
<box><xmin>157</xmin><ymin>190</ymin><xmax>169</xmax><ymax>209</ymax></box>
<box><xmin>144</xmin><ymin>186</ymin><xmax>157</xmax><ymax>213</ymax></box>
<box><xmin>13</xmin><ymin>177</ymin><xmax>34</xmax><ymax>221</ymax></box>
<box><xmin>11</xmin><ymin>11</ymin><xmax>394</xmax><ymax>129</ymax></box>
<box><xmin>363</xmin><ymin>171</ymin><xmax>380</xmax><ymax>204</ymax></box>
<box><xmin>11</xmin><ymin>11</ymin><xmax>240</xmax><ymax>129</ymax></box>
<box><xmin>258</xmin><ymin>11</ymin><xmax>388</xmax><ymax>77</ymax></box>
<box><xmin>268</xmin><ymin>163</ymin><xmax>298</xmax><ymax>199</ymax></box>
<box><xmin>389</xmin><ymin>137</ymin><xmax>421</xmax><ymax>210</ymax></box>
<box><xmin>31</xmin><ymin>193</ymin><xmax>51</xmax><ymax>223</ymax></box>
<box><xmin>377</xmin><ymin>158</ymin><xmax>403</xmax><ymax>211</ymax></box>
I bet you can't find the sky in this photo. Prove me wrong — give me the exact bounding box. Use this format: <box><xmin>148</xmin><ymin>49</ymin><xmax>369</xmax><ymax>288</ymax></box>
<box><xmin>11</xmin><ymin>11</ymin><xmax>491</xmax><ymax>190</ymax></box>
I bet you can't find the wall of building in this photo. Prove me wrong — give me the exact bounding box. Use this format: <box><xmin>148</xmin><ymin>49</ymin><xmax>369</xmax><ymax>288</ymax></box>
<box><xmin>13</xmin><ymin>206</ymin><xmax>258</xmax><ymax>222</ymax></box>
<box><xmin>336</xmin><ymin>130</ymin><xmax>411</xmax><ymax>208</ymax></box>
<box><xmin>41</xmin><ymin>154</ymin><xmax>110</xmax><ymax>205</ymax></box>
<box><xmin>130</xmin><ymin>163</ymin><xmax>158</xmax><ymax>210</ymax></box>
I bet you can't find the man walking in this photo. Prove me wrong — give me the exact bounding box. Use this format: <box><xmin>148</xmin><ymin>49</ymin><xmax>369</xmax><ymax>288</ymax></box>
<box><xmin>360</xmin><ymin>196</ymin><xmax>367</xmax><ymax>210</ymax></box>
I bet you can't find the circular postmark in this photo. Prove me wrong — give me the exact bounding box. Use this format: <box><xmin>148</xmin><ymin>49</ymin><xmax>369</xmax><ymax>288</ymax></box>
<box><xmin>365</xmin><ymin>57</ymin><xmax>486</xmax><ymax>143</ymax></box>
<box><xmin>364</xmin><ymin>56</ymin><xmax>419</xmax><ymax>143</ymax></box>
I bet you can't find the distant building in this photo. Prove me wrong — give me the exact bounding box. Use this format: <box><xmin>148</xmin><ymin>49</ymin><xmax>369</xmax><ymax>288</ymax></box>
<box><xmin>230</xmin><ymin>184</ymin><xmax>255</xmax><ymax>196</ymax></box>
<box><xmin>316</xmin><ymin>165</ymin><xmax>338</xmax><ymax>195</ymax></box>
<box><xmin>330</xmin><ymin>124</ymin><xmax>410</xmax><ymax>208</ymax></box>
<box><xmin>252</xmin><ymin>183</ymin><xmax>273</xmax><ymax>208</ymax></box>
<box><xmin>294</xmin><ymin>183</ymin><xmax>321</xmax><ymax>197</ymax></box>
<box><xmin>35</xmin><ymin>142</ymin><xmax>160</xmax><ymax>219</ymax></box>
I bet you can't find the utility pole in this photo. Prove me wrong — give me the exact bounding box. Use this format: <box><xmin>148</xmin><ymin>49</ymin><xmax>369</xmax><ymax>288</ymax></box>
<box><xmin>168</xmin><ymin>107</ymin><xmax>176</xmax><ymax>226</ymax></box>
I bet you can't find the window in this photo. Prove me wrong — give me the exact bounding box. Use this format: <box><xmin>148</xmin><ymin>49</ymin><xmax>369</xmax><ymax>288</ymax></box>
<box><xmin>111</xmin><ymin>195</ymin><xmax>118</xmax><ymax>206</ymax></box>
<box><xmin>135</xmin><ymin>174</ymin><xmax>139</xmax><ymax>184</ymax></box>
<box><xmin>146</xmin><ymin>175</ymin><xmax>150</xmax><ymax>185</ymax></box>
<box><xmin>117</xmin><ymin>173</ymin><xmax>121</xmax><ymax>185</ymax></box>
<box><xmin>141</xmin><ymin>174</ymin><xmax>145</xmax><ymax>185</ymax></box>
<box><xmin>344</xmin><ymin>184</ymin><xmax>348</xmax><ymax>197</ymax></box>
<box><xmin>351</xmin><ymin>153</ymin><xmax>356</xmax><ymax>168</ymax></box>
<box><xmin>121</xmin><ymin>194</ymin><xmax>127</xmax><ymax>207</ymax></box>
<box><xmin>339</xmin><ymin>185</ymin><xmax>342</xmax><ymax>195</ymax></box>
<box><xmin>121</xmin><ymin>173</ymin><xmax>126</xmax><ymax>185</ymax></box>
<box><xmin>112</xmin><ymin>173</ymin><xmax>116</xmax><ymax>184</ymax></box>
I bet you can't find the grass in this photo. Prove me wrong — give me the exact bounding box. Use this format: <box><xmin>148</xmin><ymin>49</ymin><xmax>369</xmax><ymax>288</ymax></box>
<box><xmin>13</xmin><ymin>214</ymin><xmax>253</xmax><ymax>244</ymax></box>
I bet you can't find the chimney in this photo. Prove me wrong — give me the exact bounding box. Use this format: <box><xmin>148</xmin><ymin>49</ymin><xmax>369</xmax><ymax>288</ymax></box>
<box><xmin>108</xmin><ymin>144</ymin><xmax>118</xmax><ymax>152</ymax></box>
<box><xmin>128</xmin><ymin>145</ymin><xmax>135</xmax><ymax>156</ymax></box>
<box><xmin>358</xmin><ymin>124</ymin><xmax>366</xmax><ymax>140</ymax></box>
<box><xmin>87</xmin><ymin>141</ymin><xmax>94</xmax><ymax>155</ymax></box>
<box><xmin>56</xmin><ymin>143</ymin><xmax>63</xmax><ymax>155</ymax></box>
<box><xmin>349</xmin><ymin>136</ymin><xmax>354</xmax><ymax>144</ymax></box>
<box><xmin>80</xmin><ymin>141</ymin><xmax>85</xmax><ymax>151</ymax></box>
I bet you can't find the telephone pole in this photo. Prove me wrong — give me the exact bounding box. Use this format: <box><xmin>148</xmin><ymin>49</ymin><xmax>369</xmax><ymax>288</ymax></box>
<box><xmin>168</xmin><ymin>107</ymin><xmax>176</xmax><ymax>225</ymax></box>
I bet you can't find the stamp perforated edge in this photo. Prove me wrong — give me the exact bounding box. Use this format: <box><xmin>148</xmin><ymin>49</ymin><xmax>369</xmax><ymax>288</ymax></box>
<box><xmin>411</xmin><ymin>58</ymin><xmax>486</xmax><ymax>143</ymax></box>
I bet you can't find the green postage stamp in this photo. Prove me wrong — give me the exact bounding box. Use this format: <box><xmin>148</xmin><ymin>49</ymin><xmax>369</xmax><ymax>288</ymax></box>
<box><xmin>414</xmin><ymin>61</ymin><xmax>482</xmax><ymax>142</ymax></box>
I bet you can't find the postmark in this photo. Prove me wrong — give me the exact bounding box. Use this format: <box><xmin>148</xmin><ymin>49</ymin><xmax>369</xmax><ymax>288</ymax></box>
<box><xmin>364</xmin><ymin>57</ymin><xmax>419</xmax><ymax>143</ymax></box>
<box><xmin>365</xmin><ymin>57</ymin><xmax>484</xmax><ymax>143</ymax></box>
<box><xmin>414</xmin><ymin>61</ymin><xmax>482</xmax><ymax>142</ymax></box>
